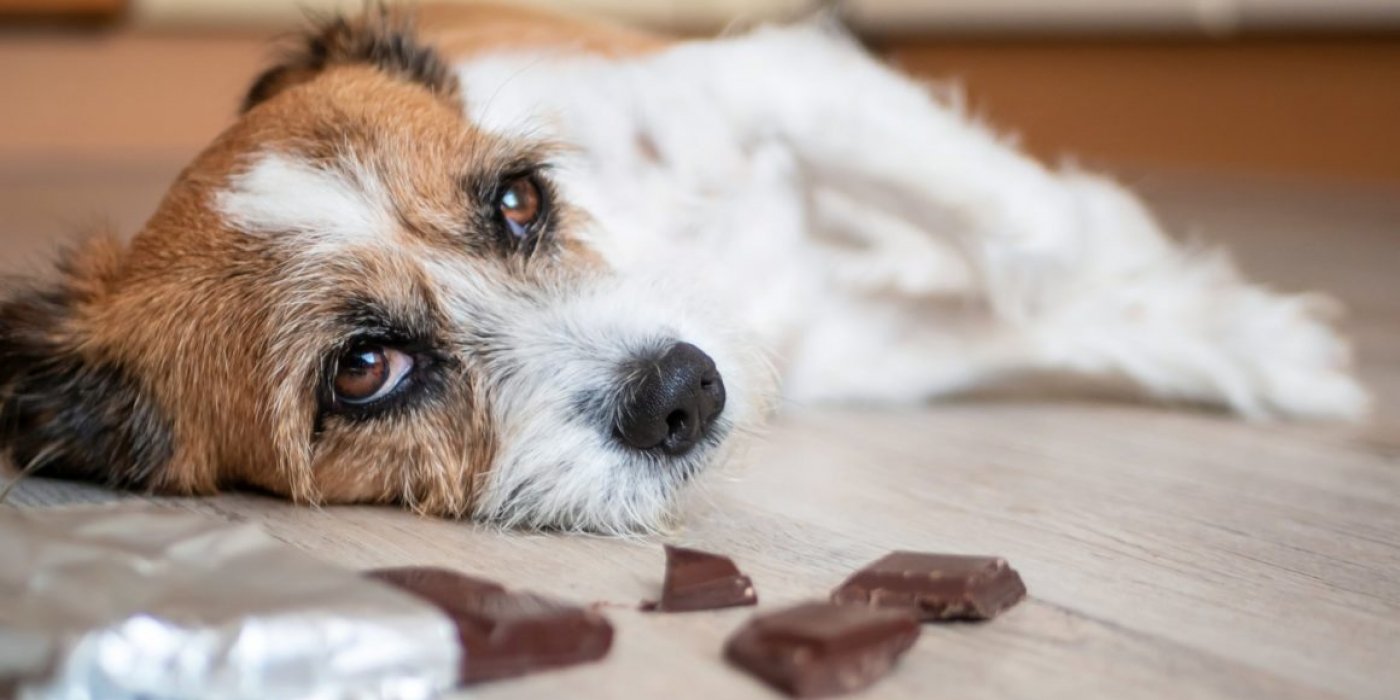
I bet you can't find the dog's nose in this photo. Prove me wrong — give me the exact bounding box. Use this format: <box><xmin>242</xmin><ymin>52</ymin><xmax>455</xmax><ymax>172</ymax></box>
<box><xmin>615</xmin><ymin>342</ymin><xmax>726</xmax><ymax>456</ymax></box>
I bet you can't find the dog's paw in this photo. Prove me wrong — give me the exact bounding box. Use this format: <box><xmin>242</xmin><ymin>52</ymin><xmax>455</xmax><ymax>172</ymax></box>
<box><xmin>1221</xmin><ymin>290</ymin><xmax>1370</xmax><ymax>421</ymax></box>
<box><xmin>1034</xmin><ymin>251</ymin><xmax>1371</xmax><ymax>422</ymax></box>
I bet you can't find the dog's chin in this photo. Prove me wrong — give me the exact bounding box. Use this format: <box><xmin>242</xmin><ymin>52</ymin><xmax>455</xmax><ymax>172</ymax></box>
<box><xmin>471</xmin><ymin>417</ymin><xmax>738</xmax><ymax>535</ymax></box>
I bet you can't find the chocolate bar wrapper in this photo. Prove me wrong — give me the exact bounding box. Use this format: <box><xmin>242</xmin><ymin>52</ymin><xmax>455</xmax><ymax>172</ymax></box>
<box><xmin>0</xmin><ymin>504</ymin><xmax>459</xmax><ymax>700</ymax></box>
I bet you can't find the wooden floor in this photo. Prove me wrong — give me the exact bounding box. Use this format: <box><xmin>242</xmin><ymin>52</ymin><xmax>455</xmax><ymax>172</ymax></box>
<box><xmin>4</xmin><ymin>160</ymin><xmax>1398</xmax><ymax>698</ymax></box>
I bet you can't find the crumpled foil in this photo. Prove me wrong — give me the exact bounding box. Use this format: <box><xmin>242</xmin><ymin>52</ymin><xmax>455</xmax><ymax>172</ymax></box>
<box><xmin>0</xmin><ymin>505</ymin><xmax>460</xmax><ymax>700</ymax></box>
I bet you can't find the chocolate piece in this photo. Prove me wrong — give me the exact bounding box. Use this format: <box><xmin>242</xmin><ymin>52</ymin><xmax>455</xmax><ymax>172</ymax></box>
<box><xmin>650</xmin><ymin>544</ymin><xmax>757</xmax><ymax>612</ymax></box>
<box><xmin>831</xmin><ymin>551</ymin><xmax>1026</xmax><ymax>621</ymax></box>
<box><xmin>724</xmin><ymin>602</ymin><xmax>920</xmax><ymax>698</ymax></box>
<box><xmin>368</xmin><ymin>566</ymin><xmax>613</xmax><ymax>684</ymax></box>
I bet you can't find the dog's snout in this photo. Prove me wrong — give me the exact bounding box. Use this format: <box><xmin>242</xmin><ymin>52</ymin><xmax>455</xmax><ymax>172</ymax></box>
<box><xmin>615</xmin><ymin>342</ymin><xmax>726</xmax><ymax>456</ymax></box>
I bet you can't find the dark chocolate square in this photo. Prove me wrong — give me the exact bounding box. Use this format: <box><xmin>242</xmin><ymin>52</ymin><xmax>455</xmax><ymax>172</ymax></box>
<box><xmin>724</xmin><ymin>602</ymin><xmax>920</xmax><ymax>698</ymax></box>
<box><xmin>651</xmin><ymin>544</ymin><xmax>758</xmax><ymax>612</ymax></box>
<box><xmin>831</xmin><ymin>552</ymin><xmax>1026</xmax><ymax>621</ymax></box>
<box><xmin>368</xmin><ymin>566</ymin><xmax>613</xmax><ymax>684</ymax></box>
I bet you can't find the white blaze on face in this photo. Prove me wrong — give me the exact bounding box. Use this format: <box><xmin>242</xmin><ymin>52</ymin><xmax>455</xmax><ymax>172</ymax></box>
<box><xmin>214</xmin><ymin>151</ymin><xmax>396</xmax><ymax>251</ymax></box>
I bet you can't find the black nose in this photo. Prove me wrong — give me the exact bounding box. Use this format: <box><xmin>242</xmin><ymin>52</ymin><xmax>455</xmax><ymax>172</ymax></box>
<box><xmin>615</xmin><ymin>342</ymin><xmax>726</xmax><ymax>456</ymax></box>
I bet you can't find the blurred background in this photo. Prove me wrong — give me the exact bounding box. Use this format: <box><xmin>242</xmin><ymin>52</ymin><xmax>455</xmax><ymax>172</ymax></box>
<box><xmin>2</xmin><ymin>0</ymin><xmax>1399</xmax><ymax>182</ymax></box>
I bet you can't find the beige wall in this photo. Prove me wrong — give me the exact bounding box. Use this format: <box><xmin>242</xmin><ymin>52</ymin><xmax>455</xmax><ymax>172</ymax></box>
<box><xmin>128</xmin><ymin>0</ymin><xmax>1400</xmax><ymax>33</ymax></box>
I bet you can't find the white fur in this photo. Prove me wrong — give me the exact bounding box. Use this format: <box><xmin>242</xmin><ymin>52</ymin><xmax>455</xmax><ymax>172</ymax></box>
<box><xmin>455</xmin><ymin>21</ymin><xmax>1368</xmax><ymax>425</ymax></box>
<box><xmin>215</xmin><ymin>151</ymin><xmax>395</xmax><ymax>253</ymax></box>
<box><xmin>421</xmin><ymin>258</ymin><xmax>773</xmax><ymax>534</ymax></box>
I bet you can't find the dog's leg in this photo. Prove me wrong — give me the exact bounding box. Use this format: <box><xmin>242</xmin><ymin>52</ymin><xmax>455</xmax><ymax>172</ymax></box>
<box><xmin>678</xmin><ymin>24</ymin><xmax>1368</xmax><ymax>420</ymax></box>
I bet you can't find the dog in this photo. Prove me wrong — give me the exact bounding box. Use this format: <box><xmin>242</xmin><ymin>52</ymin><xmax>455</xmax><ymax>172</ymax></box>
<box><xmin>0</xmin><ymin>4</ymin><xmax>1367</xmax><ymax>533</ymax></box>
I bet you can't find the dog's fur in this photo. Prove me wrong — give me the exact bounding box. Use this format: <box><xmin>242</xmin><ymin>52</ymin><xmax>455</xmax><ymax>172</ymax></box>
<box><xmin>0</xmin><ymin>5</ymin><xmax>1367</xmax><ymax>533</ymax></box>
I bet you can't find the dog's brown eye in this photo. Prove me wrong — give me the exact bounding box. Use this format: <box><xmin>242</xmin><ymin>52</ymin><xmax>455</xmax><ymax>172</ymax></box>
<box><xmin>334</xmin><ymin>345</ymin><xmax>414</xmax><ymax>405</ymax></box>
<box><xmin>498</xmin><ymin>176</ymin><xmax>541</xmax><ymax>238</ymax></box>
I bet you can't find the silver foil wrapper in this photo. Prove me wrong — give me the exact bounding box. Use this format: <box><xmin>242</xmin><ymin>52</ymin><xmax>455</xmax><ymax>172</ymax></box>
<box><xmin>0</xmin><ymin>505</ymin><xmax>460</xmax><ymax>700</ymax></box>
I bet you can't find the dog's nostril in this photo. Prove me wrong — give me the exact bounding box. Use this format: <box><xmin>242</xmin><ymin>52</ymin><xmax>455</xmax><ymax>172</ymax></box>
<box><xmin>614</xmin><ymin>342</ymin><xmax>726</xmax><ymax>456</ymax></box>
<box><xmin>664</xmin><ymin>407</ymin><xmax>698</xmax><ymax>449</ymax></box>
<box><xmin>666</xmin><ymin>409</ymin><xmax>689</xmax><ymax>434</ymax></box>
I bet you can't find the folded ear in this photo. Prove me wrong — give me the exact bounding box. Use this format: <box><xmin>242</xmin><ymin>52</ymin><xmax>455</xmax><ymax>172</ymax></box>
<box><xmin>241</xmin><ymin>6</ymin><xmax>459</xmax><ymax>113</ymax></box>
<box><xmin>0</xmin><ymin>235</ymin><xmax>173</xmax><ymax>489</ymax></box>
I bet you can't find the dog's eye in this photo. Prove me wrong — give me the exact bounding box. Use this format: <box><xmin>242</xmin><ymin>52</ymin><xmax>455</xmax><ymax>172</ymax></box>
<box><xmin>333</xmin><ymin>345</ymin><xmax>414</xmax><ymax>405</ymax></box>
<box><xmin>498</xmin><ymin>176</ymin><xmax>542</xmax><ymax>238</ymax></box>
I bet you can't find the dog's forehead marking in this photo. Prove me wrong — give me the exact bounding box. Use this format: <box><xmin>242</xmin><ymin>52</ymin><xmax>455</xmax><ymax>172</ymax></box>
<box><xmin>214</xmin><ymin>150</ymin><xmax>395</xmax><ymax>247</ymax></box>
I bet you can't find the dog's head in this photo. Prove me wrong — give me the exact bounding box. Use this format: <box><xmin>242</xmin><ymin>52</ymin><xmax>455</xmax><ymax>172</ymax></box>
<box><xmin>0</xmin><ymin>11</ymin><xmax>769</xmax><ymax>532</ymax></box>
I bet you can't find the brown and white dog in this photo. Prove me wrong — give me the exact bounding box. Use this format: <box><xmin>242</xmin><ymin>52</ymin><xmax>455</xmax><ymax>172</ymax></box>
<box><xmin>0</xmin><ymin>4</ymin><xmax>1367</xmax><ymax>532</ymax></box>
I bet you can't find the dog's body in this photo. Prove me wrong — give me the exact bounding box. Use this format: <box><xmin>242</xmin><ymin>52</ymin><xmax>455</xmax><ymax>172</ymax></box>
<box><xmin>0</xmin><ymin>5</ymin><xmax>1367</xmax><ymax>532</ymax></box>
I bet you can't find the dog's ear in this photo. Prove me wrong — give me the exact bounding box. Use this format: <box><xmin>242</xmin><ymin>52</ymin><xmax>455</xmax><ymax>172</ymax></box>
<box><xmin>0</xmin><ymin>235</ymin><xmax>173</xmax><ymax>489</ymax></box>
<box><xmin>241</xmin><ymin>6</ymin><xmax>460</xmax><ymax>113</ymax></box>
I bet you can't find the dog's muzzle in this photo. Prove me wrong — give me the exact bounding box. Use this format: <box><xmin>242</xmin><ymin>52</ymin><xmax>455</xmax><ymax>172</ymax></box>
<box><xmin>614</xmin><ymin>342</ymin><xmax>726</xmax><ymax>456</ymax></box>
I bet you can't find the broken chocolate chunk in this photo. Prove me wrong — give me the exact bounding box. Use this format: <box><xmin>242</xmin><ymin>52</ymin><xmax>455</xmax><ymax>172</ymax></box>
<box><xmin>831</xmin><ymin>551</ymin><xmax>1026</xmax><ymax>621</ymax></box>
<box><xmin>649</xmin><ymin>544</ymin><xmax>757</xmax><ymax>612</ymax></box>
<box><xmin>724</xmin><ymin>602</ymin><xmax>920</xmax><ymax>698</ymax></box>
<box><xmin>368</xmin><ymin>566</ymin><xmax>613</xmax><ymax>684</ymax></box>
